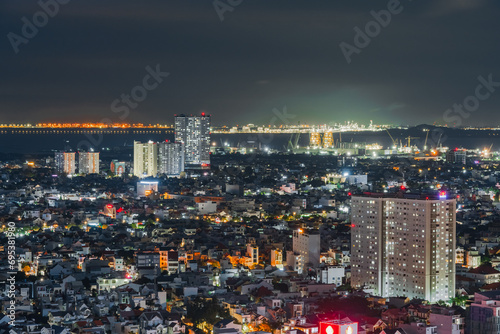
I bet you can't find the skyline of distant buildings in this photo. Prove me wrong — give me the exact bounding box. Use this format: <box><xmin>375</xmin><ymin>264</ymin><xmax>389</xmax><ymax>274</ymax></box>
<box><xmin>5</xmin><ymin>120</ymin><xmax>499</xmax><ymax>133</ymax></box>
<box><xmin>131</xmin><ymin>113</ymin><xmax>210</xmax><ymax>178</ymax></box>
<box><xmin>6</xmin><ymin>131</ymin><xmax>498</xmax><ymax>333</ymax></box>
<box><xmin>55</xmin><ymin>151</ymin><xmax>100</xmax><ymax>175</ymax></box>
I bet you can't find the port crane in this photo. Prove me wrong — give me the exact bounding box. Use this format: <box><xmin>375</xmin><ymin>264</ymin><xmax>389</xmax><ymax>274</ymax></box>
<box><xmin>405</xmin><ymin>136</ymin><xmax>419</xmax><ymax>147</ymax></box>
<box><xmin>385</xmin><ymin>129</ymin><xmax>398</xmax><ymax>148</ymax></box>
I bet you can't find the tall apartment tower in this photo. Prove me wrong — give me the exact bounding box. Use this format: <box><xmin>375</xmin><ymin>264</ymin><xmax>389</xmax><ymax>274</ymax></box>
<box><xmin>79</xmin><ymin>152</ymin><xmax>100</xmax><ymax>174</ymax></box>
<box><xmin>350</xmin><ymin>193</ymin><xmax>456</xmax><ymax>303</ymax></box>
<box><xmin>133</xmin><ymin>141</ymin><xmax>158</xmax><ymax>177</ymax></box>
<box><xmin>158</xmin><ymin>141</ymin><xmax>184</xmax><ymax>176</ymax></box>
<box><xmin>174</xmin><ymin>113</ymin><xmax>211</xmax><ymax>167</ymax></box>
<box><xmin>292</xmin><ymin>229</ymin><xmax>320</xmax><ymax>271</ymax></box>
<box><xmin>55</xmin><ymin>152</ymin><xmax>76</xmax><ymax>175</ymax></box>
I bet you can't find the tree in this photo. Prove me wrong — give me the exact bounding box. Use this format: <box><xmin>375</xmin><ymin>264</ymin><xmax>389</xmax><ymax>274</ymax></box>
<box><xmin>449</xmin><ymin>294</ymin><xmax>468</xmax><ymax>307</ymax></box>
<box><xmin>482</xmin><ymin>246</ymin><xmax>491</xmax><ymax>265</ymax></box>
<box><xmin>82</xmin><ymin>277</ymin><xmax>91</xmax><ymax>290</ymax></box>
<box><xmin>186</xmin><ymin>297</ymin><xmax>230</xmax><ymax>330</ymax></box>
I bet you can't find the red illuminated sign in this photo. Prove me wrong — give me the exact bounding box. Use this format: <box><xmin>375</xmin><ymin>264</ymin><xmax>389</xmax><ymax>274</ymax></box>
<box><xmin>320</xmin><ymin>321</ymin><xmax>357</xmax><ymax>334</ymax></box>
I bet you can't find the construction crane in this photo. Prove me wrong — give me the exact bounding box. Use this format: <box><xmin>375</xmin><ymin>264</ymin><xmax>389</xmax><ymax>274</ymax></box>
<box><xmin>286</xmin><ymin>133</ymin><xmax>301</xmax><ymax>152</ymax></box>
<box><xmin>405</xmin><ymin>136</ymin><xmax>419</xmax><ymax>147</ymax></box>
<box><xmin>386</xmin><ymin>129</ymin><xmax>398</xmax><ymax>148</ymax></box>
<box><xmin>436</xmin><ymin>132</ymin><xmax>443</xmax><ymax>148</ymax></box>
<box><xmin>423</xmin><ymin>129</ymin><xmax>430</xmax><ymax>150</ymax></box>
<box><xmin>286</xmin><ymin>121</ymin><xmax>302</xmax><ymax>152</ymax></box>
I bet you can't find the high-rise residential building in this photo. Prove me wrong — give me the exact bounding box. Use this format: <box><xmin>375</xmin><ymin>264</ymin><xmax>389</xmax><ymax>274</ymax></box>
<box><xmin>292</xmin><ymin>229</ymin><xmax>320</xmax><ymax>271</ymax></box>
<box><xmin>133</xmin><ymin>141</ymin><xmax>158</xmax><ymax>177</ymax></box>
<box><xmin>78</xmin><ymin>152</ymin><xmax>99</xmax><ymax>174</ymax></box>
<box><xmin>55</xmin><ymin>152</ymin><xmax>76</xmax><ymax>175</ymax></box>
<box><xmin>350</xmin><ymin>193</ymin><xmax>456</xmax><ymax>303</ymax></box>
<box><xmin>158</xmin><ymin>141</ymin><xmax>184</xmax><ymax>175</ymax></box>
<box><xmin>174</xmin><ymin>113</ymin><xmax>211</xmax><ymax>167</ymax></box>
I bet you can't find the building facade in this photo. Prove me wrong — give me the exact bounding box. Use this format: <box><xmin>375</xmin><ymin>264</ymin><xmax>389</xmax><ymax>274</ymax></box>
<box><xmin>350</xmin><ymin>194</ymin><xmax>456</xmax><ymax>303</ymax></box>
<box><xmin>174</xmin><ymin>113</ymin><xmax>210</xmax><ymax>167</ymax></box>
<box><xmin>246</xmin><ymin>244</ymin><xmax>259</xmax><ymax>266</ymax></box>
<box><xmin>292</xmin><ymin>229</ymin><xmax>320</xmax><ymax>271</ymax></box>
<box><xmin>55</xmin><ymin>152</ymin><xmax>76</xmax><ymax>175</ymax></box>
<box><xmin>134</xmin><ymin>141</ymin><xmax>158</xmax><ymax>177</ymax></box>
<box><xmin>468</xmin><ymin>291</ymin><xmax>500</xmax><ymax>334</ymax></box>
<box><xmin>110</xmin><ymin>160</ymin><xmax>126</xmax><ymax>176</ymax></box>
<box><xmin>79</xmin><ymin>152</ymin><xmax>99</xmax><ymax>174</ymax></box>
<box><xmin>271</xmin><ymin>249</ymin><xmax>283</xmax><ymax>269</ymax></box>
<box><xmin>158</xmin><ymin>141</ymin><xmax>184</xmax><ymax>175</ymax></box>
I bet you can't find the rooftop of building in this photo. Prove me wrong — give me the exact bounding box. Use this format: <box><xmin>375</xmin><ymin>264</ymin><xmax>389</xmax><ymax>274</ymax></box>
<box><xmin>320</xmin><ymin>319</ymin><xmax>355</xmax><ymax>326</ymax></box>
<box><xmin>352</xmin><ymin>192</ymin><xmax>456</xmax><ymax>201</ymax></box>
<box><xmin>468</xmin><ymin>264</ymin><xmax>500</xmax><ymax>275</ymax></box>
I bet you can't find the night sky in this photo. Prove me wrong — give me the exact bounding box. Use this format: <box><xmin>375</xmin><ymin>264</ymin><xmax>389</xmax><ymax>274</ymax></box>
<box><xmin>2</xmin><ymin>0</ymin><xmax>500</xmax><ymax>126</ymax></box>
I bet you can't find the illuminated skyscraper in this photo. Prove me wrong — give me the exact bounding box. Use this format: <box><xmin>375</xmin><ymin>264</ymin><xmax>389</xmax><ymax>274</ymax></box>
<box><xmin>174</xmin><ymin>113</ymin><xmax>211</xmax><ymax>167</ymax></box>
<box><xmin>158</xmin><ymin>141</ymin><xmax>184</xmax><ymax>175</ymax></box>
<box><xmin>133</xmin><ymin>141</ymin><xmax>158</xmax><ymax>177</ymax></box>
<box><xmin>78</xmin><ymin>152</ymin><xmax>99</xmax><ymax>174</ymax></box>
<box><xmin>350</xmin><ymin>193</ymin><xmax>456</xmax><ymax>303</ymax></box>
<box><xmin>55</xmin><ymin>151</ymin><xmax>76</xmax><ymax>175</ymax></box>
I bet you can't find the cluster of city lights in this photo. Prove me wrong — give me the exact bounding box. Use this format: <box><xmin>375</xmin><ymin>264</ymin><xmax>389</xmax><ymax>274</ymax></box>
<box><xmin>0</xmin><ymin>123</ymin><xmax>173</xmax><ymax>128</ymax></box>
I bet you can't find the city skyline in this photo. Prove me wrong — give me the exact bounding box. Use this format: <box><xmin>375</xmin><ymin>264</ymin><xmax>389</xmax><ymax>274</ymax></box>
<box><xmin>2</xmin><ymin>2</ymin><xmax>500</xmax><ymax>332</ymax></box>
<box><xmin>2</xmin><ymin>1</ymin><xmax>500</xmax><ymax>126</ymax></box>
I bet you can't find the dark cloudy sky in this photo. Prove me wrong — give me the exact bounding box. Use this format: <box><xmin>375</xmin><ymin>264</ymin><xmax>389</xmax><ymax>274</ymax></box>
<box><xmin>1</xmin><ymin>0</ymin><xmax>500</xmax><ymax>126</ymax></box>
